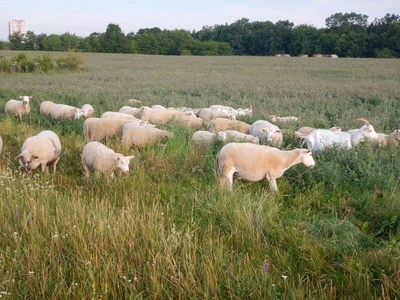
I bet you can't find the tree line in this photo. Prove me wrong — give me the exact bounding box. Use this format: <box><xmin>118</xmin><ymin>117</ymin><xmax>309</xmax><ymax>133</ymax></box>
<box><xmin>3</xmin><ymin>12</ymin><xmax>400</xmax><ymax>58</ymax></box>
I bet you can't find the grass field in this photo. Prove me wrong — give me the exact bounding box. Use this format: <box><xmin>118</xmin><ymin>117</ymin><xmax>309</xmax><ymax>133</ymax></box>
<box><xmin>0</xmin><ymin>50</ymin><xmax>400</xmax><ymax>299</ymax></box>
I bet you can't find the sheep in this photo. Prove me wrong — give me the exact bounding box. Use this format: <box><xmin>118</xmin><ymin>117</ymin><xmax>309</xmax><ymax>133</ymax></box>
<box><xmin>217</xmin><ymin>143</ymin><xmax>315</xmax><ymax>192</ymax></box>
<box><xmin>122</xmin><ymin>126</ymin><xmax>170</xmax><ymax>150</ymax></box>
<box><xmin>83</xmin><ymin>117</ymin><xmax>100</xmax><ymax>142</ymax></box>
<box><xmin>172</xmin><ymin>115</ymin><xmax>204</xmax><ymax>130</ymax></box>
<box><xmin>151</xmin><ymin>104</ymin><xmax>167</xmax><ymax>110</ymax></box>
<box><xmin>372</xmin><ymin>129</ymin><xmax>400</xmax><ymax>146</ymax></box>
<box><xmin>5</xmin><ymin>96</ymin><xmax>31</xmax><ymax>119</ymax></box>
<box><xmin>217</xmin><ymin>130</ymin><xmax>260</xmax><ymax>144</ymax></box>
<box><xmin>294</xmin><ymin>126</ymin><xmax>341</xmax><ymax>139</ymax></box>
<box><xmin>191</xmin><ymin>131</ymin><xmax>218</xmax><ymax>147</ymax></box>
<box><xmin>122</xmin><ymin>120</ymin><xmax>156</xmax><ymax>135</ymax></box>
<box><xmin>302</xmin><ymin>130</ymin><xmax>353</xmax><ymax>154</ymax></box>
<box><xmin>81</xmin><ymin>142</ymin><xmax>134</xmax><ymax>179</ymax></box>
<box><xmin>88</xmin><ymin>118</ymin><xmax>134</xmax><ymax>142</ymax></box>
<box><xmin>15</xmin><ymin>130</ymin><xmax>62</xmax><ymax>173</ymax></box>
<box><xmin>351</xmin><ymin>118</ymin><xmax>379</xmax><ymax>145</ymax></box>
<box><xmin>40</xmin><ymin>101</ymin><xmax>56</xmax><ymax>116</ymax></box>
<box><xmin>249</xmin><ymin>120</ymin><xmax>283</xmax><ymax>146</ymax></box>
<box><xmin>127</xmin><ymin>99</ymin><xmax>142</xmax><ymax>105</ymax></box>
<box><xmin>270</xmin><ymin>114</ymin><xmax>299</xmax><ymax>124</ymax></box>
<box><xmin>101</xmin><ymin>111</ymin><xmax>136</xmax><ymax>120</ymax></box>
<box><xmin>81</xmin><ymin>104</ymin><xmax>94</xmax><ymax>117</ymax></box>
<box><xmin>51</xmin><ymin>104</ymin><xmax>85</xmax><ymax>120</ymax></box>
<box><xmin>208</xmin><ymin>118</ymin><xmax>251</xmax><ymax>134</ymax></box>
<box><xmin>198</xmin><ymin>108</ymin><xmax>234</xmax><ymax>122</ymax></box>
<box><xmin>140</xmin><ymin>108</ymin><xmax>195</xmax><ymax>126</ymax></box>
<box><xmin>209</xmin><ymin>104</ymin><xmax>253</xmax><ymax>118</ymax></box>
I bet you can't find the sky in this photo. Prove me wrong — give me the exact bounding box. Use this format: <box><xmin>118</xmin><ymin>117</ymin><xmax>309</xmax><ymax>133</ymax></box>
<box><xmin>1</xmin><ymin>0</ymin><xmax>399</xmax><ymax>41</ymax></box>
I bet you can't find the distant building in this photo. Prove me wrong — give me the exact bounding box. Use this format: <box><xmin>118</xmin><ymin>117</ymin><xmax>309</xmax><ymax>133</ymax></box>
<box><xmin>9</xmin><ymin>19</ymin><xmax>28</xmax><ymax>38</ymax></box>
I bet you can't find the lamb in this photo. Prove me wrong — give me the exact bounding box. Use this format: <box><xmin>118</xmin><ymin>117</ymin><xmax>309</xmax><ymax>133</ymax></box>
<box><xmin>87</xmin><ymin>118</ymin><xmax>134</xmax><ymax>142</ymax></box>
<box><xmin>5</xmin><ymin>96</ymin><xmax>31</xmax><ymax>119</ymax></box>
<box><xmin>172</xmin><ymin>115</ymin><xmax>204</xmax><ymax>130</ymax></box>
<box><xmin>15</xmin><ymin>130</ymin><xmax>62</xmax><ymax>173</ymax></box>
<box><xmin>217</xmin><ymin>130</ymin><xmax>260</xmax><ymax>144</ymax></box>
<box><xmin>249</xmin><ymin>120</ymin><xmax>283</xmax><ymax>146</ymax></box>
<box><xmin>122</xmin><ymin>126</ymin><xmax>170</xmax><ymax>150</ymax></box>
<box><xmin>270</xmin><ymin>114</ymin><xmax>299</xmax><ymax>124</ymax></box>
<box><xmin>217</xmin><ymin>143</ymin><xmax>315</xmax><ymax>192</ymax></box>
<box><xmin>191</xmin><ymin>131</ymin><xmax>218</xmax><ymax>147</ymax></box>
<box><xmin>81</xmin><ymin>142</ymin><xmax>134</xmax><ymax>179</ymax></box>
<box><xmin>50</xmin><ymin>104</ymin><xmax>85</xmax><ymax>120</ymax></box>
<box><xmin>198</xmin><ymin>108</ymin><xmax>234</xmax><ymax>122</ymax></box>
<box><xmin>81</xmin><ymin>104</ymin><xmax>94</xmax><ymax>117</ymax></box>
<box><xmin>140</xmin><ymin>108</ymin><xmax>195</xmax><ymax>126</ymax></box>
<box><xmin>208</xmin><ymin>118</ymin><xmax>251</xmax><ymax>134</ymax></box>
<box><xmin>101</xmin><ymin>111</ymin><xmax>136</xmax><ymax>120</ymax></box>
<box><xmin>40</xmin><ymin>101</ymin><xmax>56</xmax><ymax>116</ymax></box>
<box><xmin>294</xmin><ymin>126</ymin><xmax>341</xmax><ymax>139</ymax></box>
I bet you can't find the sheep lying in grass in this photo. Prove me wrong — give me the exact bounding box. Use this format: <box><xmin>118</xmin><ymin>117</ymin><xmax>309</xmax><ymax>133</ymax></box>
<box><xmin>5</xmin><ymin>96</ymin><xmax>32</xmax><ymax>119</ymax></box>
<box><xmin>209</xmin><ymin>104</ymin><xmax>253</xmax><ymax>117</ymax></box>
<box><xmin>122</xmin><ymin>126</ymin><xmax>170</xmax><ymax>150</ymax></box>
<box><xmin>249</xmin><ymin>120</ymin><xmax>283</xmax><ymax>146</ymax></box>
<box><xmin>40</xmin><ymin>101</ymin><xmax>56</xmax><ymax>116</ymax></box>
<box><xmin>191</xmin><ymin>131</ymin><xmax>218</xmax><ymax>147</ymax></box>
<box><xmin>198</xmin><ymin>108</ymin><xmax>234</xmax><ymax>122</ymax></box>
<box><xmin>208</xmin><ymin>118</ymin><xmax>251</xmax><ymax>134</ymax></box>
<box><xmin>270</xmin><ymin>114</ymin><xmax>298</xmax><ymax>124</ymax></box>
<box><xmin>217</xmin><ymin>130</ymin><xmax>260</xmax><ymax>144</ymax></box>
<box><xmin>217</xmin><ymin>143</ymin><xmax>315</xmax><ymax>192</ymax></box>
<box><xmin>15</xmin><ymin>130</ymin><xmax>62</xmax><ymax>173</ymax></box>
<box><xmin>51</xmin><ymin>104</ymin><xmax>85</xmax><ymax>120</ymax></box>
<box><xmin>81</xmin><ymin>104</ymin><xmax>94</xmax><ymax>117</ymax></box>
<box><xmin>81</xmin><ymin>142</ymin><xmax>134</xmax><ymax>179</ymax></box>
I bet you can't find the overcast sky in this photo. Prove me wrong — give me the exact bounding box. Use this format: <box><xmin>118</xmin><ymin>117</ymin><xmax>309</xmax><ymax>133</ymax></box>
<box><xmin>1</xmin><ymin>0</ymin><xmax>399</xmax><ymax>41</ymax></box>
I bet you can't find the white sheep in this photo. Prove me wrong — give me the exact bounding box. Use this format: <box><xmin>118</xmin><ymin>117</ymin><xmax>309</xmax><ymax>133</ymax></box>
<box><xmin>249</xmin><ymin>120</ymin><xmax>283</xmax><ymax>146</ymax></box>
<box><xmin>87</xmin><ymin>118</ymin><xmax>134</xmax><ymax>142</ymax></box>
<box><xmin>127</xmin><ymin>99</ymin><xmax>142</xmax><ymax>105</ymax></box>
<box><xmin>350</xmin><ymin>118</ymin><xmax>379</xmax><ymax>145</ymax></box>
<box><xmin>217</xmin><ymin>130</ymin><xmax>260</xmax><ymax>144</ymax></box>
<box><xmin>198</xmin><ymin>108</ymin><xmax>234</xmax><ymax>122</ymax></box>
<box><xmin>191</xmin><ymin>131</ymin><xmax>218</xmax><ymax>147</ymax></box>
<box><xmin>302</xmin><ymin>130</ymin><xmax>353</xmax><ymax>153</ymax></box>
<box><xmin>122</xmin><ymin>126</ymin><xmax>170</xmax><ymax>150</ymax></box>
<box><xmin>140</xmin><ymin>108</ymin><xmax>195</xmax><ymax>126</ymax></box>
<box><xmin>83</xmin><ymin>117</ymin><xmax>100</xmax><ymax>142</ymax></box>
<box><xmin>101</xmin><ymin>111</ymin><xmax>136</xmax><ymax>120</ymax></box>
<box><xmin>81</xmin><ymin>104</ymin><xmax>94</xmax><ymax>117</ymax></box>
<box><xmin>208</xmin><ymin>118</ymin><xmax>251</xmax><ymax>134</ymax></box>
<box><xmin>294</xmin><ymin>126</ymin><xmax>341</xmax><ymax>139</ymax></box>
<box><xmin>5</xmin><ymin>96</ymin><xmax>31</xmax><ymax>119</ymax></box>
<box><xmin>217</xmin><ymin>143</ymin><xmax>315</xmax><ymax>192</ymax></box>
<box><xmin>172</xmin><ymin>115</ymin><xmax>204</xmax><ymax>130</ymax></box>
<box><xmin>40</xmin><ymin>101</ymin><xmax>56</xmax><ymax>116</ymax></box>
<box><xmin>151</xmin><ymin>104</ymin><xmax>167</xmax><ymax>110</ymax></box>
<box><xmin>81</xmin><ymin>142</ymin><xmax>134</xmax><ymax>179</ymax></box>
<box><xmin>270</xmin><ymin>114</ymin><xmax>299</xmax><ymax>123</ymax></box>
<box><xmin>15</xmin><ymin>130</ymin><xmax>62</xmax><ymax>173</ymax></box>
<box><xmin>51</xmin><ymin>104</ymin><xmax>85</xmax><ymax>120</ymax></box>
<box><xmin>209</xmin><ymin>104</ymin><xmax>253</xmax><ymax>118</ymax></box>
<box><xmin>122</xmin><ymin>120</ymin><xmax>156</xmax><ymax>135</ymax></box>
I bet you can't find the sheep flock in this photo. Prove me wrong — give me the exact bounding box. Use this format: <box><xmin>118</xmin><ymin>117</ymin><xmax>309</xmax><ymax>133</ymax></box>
<box><xmin>2</xmin><ymin>97</ymin><xmax>400</xmax><ymax>190</ymax></box>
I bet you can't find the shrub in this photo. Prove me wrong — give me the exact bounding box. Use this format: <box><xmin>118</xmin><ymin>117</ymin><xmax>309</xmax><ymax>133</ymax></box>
<box><xmin>55</xmin><ymin>52</ymin><xmax>84</xmax><ymax>70</ymax></box>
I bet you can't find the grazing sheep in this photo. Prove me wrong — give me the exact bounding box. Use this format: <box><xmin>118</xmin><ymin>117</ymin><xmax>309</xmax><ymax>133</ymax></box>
<box><xmin>270</xmin><ymin>115</ymin><xmax>299</xmax><ymax>124</ymax></box>
<box><xmin>122</xmin><ymin>121</ymin><xmax>156</xmax><ymax>135</ymax></box>
<box><xmin>208</xmin><ymin>118</ymin><xmax>251</xmax><ymax>133</ymax></box>
<box><xmin>217</xmin><ymin>143</ymin><xmax>315</xmax><ymax>192</ymax></box>
<box><xmin>101</xmin><ymin>111</ymin><xmax>136</xmax><ymax>120</ymax></box>
<box><xmin>302</xmin><ymin>130</ymin><xmax>353</xmax><ymax>153</ymax></box>
<box><xmin>15</xmin><ymin>130</ymin><xmax>62</xmax><ymax>173</ymax></box>
<box><xmin>83</xmin><ymin>117</ymin><xmax>100</xmax><ymax>142</ymax></box>
<box><xmin>209</xmin><ymin>104</ymin><xmax>253</xmax><ymax>118</ymax></box>
<box><xmin>88</xmin><ymin>118</ymin><xmax>133</xmax><ymax>142</ymax></box>
<box><xmin>249</xmin><ymin>120</ymin><xmax>283</xmax><ymax>146</ymax></box>
<box><xmin>294</xmin><ymin>126</ymin><xmax>341</xmax><ymax>139</ymax></box>
<box><xmin>172</xmin><ymin>115</ymin><xmax>204</xmax><ymax>130</ymax></box>
<box><xmin>40</xmin><ymin>101</ymin><xmax>56</xmax><ymax>116</ymax></box>
<box><xmin>151</xmin><ymin>104</ymin><xmax>167</xmax><ymax>110</ymax></box>
<box><xmin>191</xmin><ymin>131</ymin><xmax>218</xmax><ymax>147</ymax></box>
<box><xmin>373</xmin><ymin>129</ymin><xmax>400</xmax><ymax>146</ymax></box>
<box><xmin>5</xmin><ymin>96</ymin><xmax>31</xmax><ymax>119</ymax></box>
<box><xmin>81</xmin><ymin>104</ymin><xmax>94</xmax><ymax>117</ymax></box>
<box><xmin>51</xmin><ymin>104</ymin><xmax>85</xmax><ymax>120</ymax></box>
<box><xmin>81</xmin><ymin>142</ymin><xmax>134</xmax><ymax>179</ymax></box>
<box><xmin>217</xmin><ymin>130</ymin><xmax>260</xmax><ymax>144</ymax></box>
<box><xmin>122</xmin><ymin>126</ymin><xmax>170</xmax><ymax>150</ymax></box>
<box><xmin>140</xmin><ymin>108</ymin><xmax>194</xmax><ymax>126</ymax></box>
<box><xmin>198</xmin><ymin>108</ymin><xmax>234</xmax><ymax>122</ymax></box>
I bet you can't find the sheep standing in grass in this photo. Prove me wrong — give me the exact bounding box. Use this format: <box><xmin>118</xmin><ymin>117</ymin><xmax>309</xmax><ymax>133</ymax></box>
<box><xmin>250</xmin><ymin>120</ymin><xmax>283</xmax><ymax>146</ymax></box>
<box><xmin>140</xmin><ymin>108</ymin><xmax>195</xmax><ymax>126</ymax></box>
<box><xmin>81</xmin><ymin>104</ymin><xmax>94</xmax><ymax>117</ymax></box>
<box><xmin>5</xmin><ymin>96</ymin><xmax>32</xmax><ymax>119</ymax></box>
<box><xmin>208</xmin><ymin>118</ymin><xmax>251</xmax><ymax>133</ymax></box>
<box><xmin>88</xmin><ymin>118</ymin><xmax>134</xmax><ymax>142</ymax></box>
<box><xmin>173</xmin><ymin>115</ymin><xmax>204</xmax><ymax>130</ymax></box>
<box><xmin>191</xmin><ymin>131</ymin><xmax>218</xmax><ymax>147</ymax></box>
<box><xmin>15</xmin><ymin>130</ymin><xmax>62</xmax><ymax>173</ymax></box>
<box><xmin>40</xmin><ymin>101</ymin><xmax>56</xmax><ymax>116</ymax></box>
<box><xmin>198</xmin><ymin>108</ymin><xmax>234</xmax><ymax>122</ymax></box>
<box><xmin>122</xmin><ymin>126</ymin><xmax>170</xmax><ymax>150</ymax></box>
<box><xmin>294</xmin><ymin>126</ymin><xmax>341</xmax><ymax>139</ymax></box>
<box><xmin>217</xmin><ymin>143</ymin><xmax>315</xmax><ymax>192</ymax></box>
<box><xmin>217</xmin><ymin>130</ymin><xmax>260</xmax><ymax>144</ymax></box>
<box><xmin>101</xmin><ymin>111</ymin><xmax>137</xmax><ymax>120</ymax></box>
<box><xmin>81</xmin><ymin>142</ymin><xmax>134</xmax><ymax>179</ymax></box>
<box><xmin>51</xmin><ymin>104</ymin><xmax>85</xmax><ymax>120</ymax></box>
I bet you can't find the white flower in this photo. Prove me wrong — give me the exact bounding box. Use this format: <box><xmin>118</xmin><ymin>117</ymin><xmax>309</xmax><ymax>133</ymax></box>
<box><xmin>281</xmin><ymin>275</ymin><xmax>288</xmax><ymax>279</ymax></box>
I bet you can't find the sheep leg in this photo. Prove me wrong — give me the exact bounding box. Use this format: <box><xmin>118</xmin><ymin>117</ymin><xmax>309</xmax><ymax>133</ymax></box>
<box><xmin>220</xmin><ymin>167</ymin><xmax>234</xmax><ymax>190</ymax></box>
<box><xmin>82</xmin><ymin>163</ymin><xmax>90</xmax><ymax>178</ymax></box>
<box><xmin>53</xmin><ymin>158</ymin><xmax>60</xmax><ymax>173</ymax></box>
<box><xmin>268</xmin><ymin>178</ymin><xmax>278</xmax><ymax>192</ymax></box>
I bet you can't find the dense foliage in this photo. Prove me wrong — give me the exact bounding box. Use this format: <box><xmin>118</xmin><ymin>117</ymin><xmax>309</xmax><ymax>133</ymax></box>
<box><xmin>0</xmin><ymin>51</ymin><xmax>399</xmax><ymax>299</ymax></box>
<box><xmin>3</xmin><ymin>12</ymin><xmax>400</xmax><ymax>57</ymax></box>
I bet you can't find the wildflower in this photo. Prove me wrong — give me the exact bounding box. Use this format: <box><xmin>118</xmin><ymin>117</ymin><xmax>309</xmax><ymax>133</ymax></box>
<box><xmin>28</xmin><ymin>271</ymin><xmax>35</xmax><ymax>275</ymax></box>
<box><xmin>281</xmin><ymin>275</ymin><xmax>287</xmax><ymax>279</ymax></box>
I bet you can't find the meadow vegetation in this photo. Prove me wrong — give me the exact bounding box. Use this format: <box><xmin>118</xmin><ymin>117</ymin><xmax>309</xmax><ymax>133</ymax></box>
<box><xmin>0</xmin><ymin>50</ymin><xmax>399</xmax><ymax>299</ymax></box>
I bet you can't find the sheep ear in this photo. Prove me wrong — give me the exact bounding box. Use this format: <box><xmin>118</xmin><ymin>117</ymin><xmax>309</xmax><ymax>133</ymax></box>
<box><xmin>164</xmin><ymin>135</ymin><xmax>169</xmax><ymax>138</ymax></box>
<box><xmin>32</xmin><ymin>155</ymin><xmax>39</xmax><ymax>160</ymax></box>
<box><xmin>276</xmin><ymin>130</ymin><xmax>281</xmax><ymax>133</ymax></box>
<box><xmin>19</xmin><ymin>96</ymin><xmax>23</xmax><ymax>99</ymax></box>
<box><xmin>126</xmin><ymin>155</ymin><xmax>135</xmax><ymax>160</ymax></box>
<box><xmin>260</xmin><ymin>128</ymin><xmax>266</xmax><ymax>132</ymax></box>
<box><xmin>299</xmin><ymin>136</ymin><xmax>305</xmax><ymax>140</ymax></box>
<box><xmin>306</xmin><ymin>150</ymin><xmax>312</xmax><ymax>154</ymax></box>
<box><xmin>15</xmin><ymin>155</ymin><xmax>22</xmax><ymax>160</ymax></box>
<box><xmin>396</xmin><ymin>130</ymin><xmax>400</xmax><ymax>133</ymax></box>
<box><xmin>115</xmin><ymin>157</ymin><xmax>121</xmax><ymax>161</ymax></box>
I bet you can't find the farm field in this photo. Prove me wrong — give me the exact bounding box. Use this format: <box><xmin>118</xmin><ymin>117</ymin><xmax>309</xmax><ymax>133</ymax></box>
<box><xmin>0</xmin><ymin>50</ymin><xmax>400</xmax><ymax>299</ymax></box>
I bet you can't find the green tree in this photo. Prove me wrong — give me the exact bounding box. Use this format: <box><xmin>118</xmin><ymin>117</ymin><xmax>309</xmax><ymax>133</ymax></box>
<box><xmin>9</xmin><ymin>32</ymin><xmax>25</xmax><ymax>50</ymax></box>
<box><xmin>48</xmin><ymin>34</ymin><xmax>62</xmax><ymax>51</ymax></box>
<box><xmin>24</xmin><ymin>31</ymin><xmax>38</xmax><ymax>50</ymax></box>
<box><xmin>290</xmin><ymin>25</ymin><xmax>320</xmax><ymax>56</ymax></box>
<box><xmin>102</xmin><ymin>24</ymin><xmax>128</xmax><ymax>53</ymax></box>
<box><xmin>326</xmin><ymin>12</ymin><xmax>369</xmax><ymax>34</ymax></box>
<box><xmin>61</xmin><ymin>32</ymin><xmax>80</xmax><ymax>51</ymax></box>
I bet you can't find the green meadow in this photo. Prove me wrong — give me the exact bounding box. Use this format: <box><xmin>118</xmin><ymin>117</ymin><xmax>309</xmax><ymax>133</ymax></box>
<box><xmin>0</xmin><ymin>50</ymin><xmax>399</xmax><ymax>299</ymax></box>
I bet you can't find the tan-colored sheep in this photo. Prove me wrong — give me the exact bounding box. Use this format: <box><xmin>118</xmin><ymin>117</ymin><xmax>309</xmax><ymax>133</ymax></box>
<box><xmin>15</xmin><ymin>130</ymin><xmax>62</xmax><ymax>173</ymax></box>
<box><xmin>40</xmin><ymin>101</ymin><xmax>56</xmax><ymax>116</ymax></box>
<box><xmin>81</xmin><ymin>142</ymin><xmax>134</xmax><ymax>179</ymax></box>
<box><xmin>191</xmin><ymin>131</ymin><xmax>218</xmax><ymax>147</ymax></box>
<box><xmin>198</xmin><ymin>108</ymin><xmax>232</xmax><ymax>122</ymax></box>
<box><xmin>122</xmin><ymin>121</ymin><xmax>156</xmax><ymax>135</ymax></box>
<box><xmin>50</xmin><ymin>104</ymin><xmax>85</xmax><ymax>120</ymax></box>
<box><xmin>88</xmin><ymin>118</ymin><xmax>133</xmax><ymax>142</ymax></box>
<box><xmin>217</xmin><ymin>130</ymin><xmax>260</xmax><ymax>144</ymax></box>
<box><xmin>270</xmin><ymin>114</ymin><xmax>299</xmax><ymax>124</ymax></box>
<box><xmin>140</xmin><ymin>108</ymin><xmax>194</xmax><ymax>126</ymax></box>
<box><xmin>208</xmin><ymin>118</ymin><xmax>251</xmax><ymax>133</ymax></box>
<box><xmin>173</xmin><ymin>115</ymin><xmax>204</xmax><ymax>130</ymax></box>
<box><xmin>83</xmin><ymin>117</ymin><xmax>100</xmax><ymax>142</ymax></box>
<box><xmin>122</xmin><ymin>126</ymin><xmax>170</xmax><ymax>150</ymax></box>
<box><xmin>5</xmin><ymin>96</ymin><xmax>31</xmax><ymax>119</ymax></box>
<box><xmin>217</xmin><ymin>143</ymin><xmax>315</xmax><ymax>192</ymax></box>
<box><xmin>81</xmin><ymin>104</ymin><xmax>94</xmax><ymax>117</ymax></box>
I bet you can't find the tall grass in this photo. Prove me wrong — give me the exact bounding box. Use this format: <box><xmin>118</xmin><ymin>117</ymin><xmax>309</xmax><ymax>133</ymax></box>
<box><xmin>0</xmin><ymin>50</ymin><xmax>399</xmax><ymax>299</ymax></box>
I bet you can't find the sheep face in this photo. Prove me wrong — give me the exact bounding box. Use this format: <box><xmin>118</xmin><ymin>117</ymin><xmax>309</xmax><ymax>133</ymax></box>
<box><xmin>19</xmin><ymin>96</ymin><xmax>32</xmax><ymax>104</ymax></box>
<box><xmin>247</xmin><ymin>136</ymin><xmax>260</xmax><ymax>144</ymax></box>
<box><xmin>115</xmin><ymin>155</ymin><xmax>135</xmax><ymax>173</ymax></box>
<box><xmin>301</xmin><ymin>150</ymin><xmax>316</xmax><ymax>168</ymax></box>
<box><xmin>15</xmin><ymin>153</ymin><xmax>39</xmax><ymax>172</ymax></box>
<box><xmin>74</xmin><ymin>108</ymin><xmax>85</xmax><ymax>119</ymax></box>
<box><xmin>217</xmin><ymin>131</ymin><xmax>228</xmax><ymax>141</ymax></box>
<box><xmin>261</xmin><ymin>128</ymin><xmax>281</xmax><ymax>145</ymax></box>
